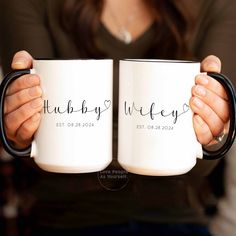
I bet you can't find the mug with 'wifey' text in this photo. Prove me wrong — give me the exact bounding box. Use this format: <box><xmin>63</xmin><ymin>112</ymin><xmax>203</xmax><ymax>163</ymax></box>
<box><xmin>118</xmin><ymin>59</ymin><xmax>236</xmax><ymax>176</ymax></box>
<box><xmin>0</xmin><ymin>59</ymin><xmax>113</xmax><ymax>173</ymax></box>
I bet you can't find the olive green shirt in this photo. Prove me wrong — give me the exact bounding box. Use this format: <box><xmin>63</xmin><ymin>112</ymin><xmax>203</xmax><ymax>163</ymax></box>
<box><xmin>0</xmin><ymin>0</ymin><xmax>236</xmax><ymax>229</ymax></box>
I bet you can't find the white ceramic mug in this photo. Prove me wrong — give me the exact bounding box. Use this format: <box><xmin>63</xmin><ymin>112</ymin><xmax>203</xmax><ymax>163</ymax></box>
<box><xmin>0</xmin><ymin>59</ymin><xmax>113</xmax><ymax>173</ymax></box>
<box><xmin>118</xmin><ymin>59</ymin><xmax>236</xmax><ymax>176</ymax></box>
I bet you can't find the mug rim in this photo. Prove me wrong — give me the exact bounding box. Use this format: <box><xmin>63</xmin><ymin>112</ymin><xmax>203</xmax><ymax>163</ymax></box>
<box><xmin>120</xmin><ymin>59</ymin><xmax>199</xmax><ymax>63</ymax></box>
<box><xmin>34</xmin><ymin>58</ymin><xmax>113</xmax><ymax>61</ymax></box>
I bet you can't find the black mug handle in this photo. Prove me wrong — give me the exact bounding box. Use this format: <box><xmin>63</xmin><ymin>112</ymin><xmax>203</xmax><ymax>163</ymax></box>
<box><xmin>0</xmin><ymin>69</ymin><xmax>32</xmax><ymax>157</ymax></box>
<box><xmin>203</xmin><ymin>72</ymin><xmax>236</xmax><ymax>159</ymax></box>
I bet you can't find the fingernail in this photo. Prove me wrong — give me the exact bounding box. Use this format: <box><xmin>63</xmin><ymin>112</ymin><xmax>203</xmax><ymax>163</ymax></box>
<box><xmin>31</xmin><ymin>98</ymin><xmax>43</xmax><ymax>109</ymax></box>
<box><xmin>195</xmin><ymin>85</ymin><xmax>206</xmax><ymax>97</ymax></box>
<box><xmin>206</xmin><ymin>62</ymin><xmax>219</xmax><ymax>71</ymax></box>
<box><xmin>12</xmin><ymin>57</ymin><xmax>27</xmax><ymax>67</ymax></box>
<box><xmin>196</xmin><ymin>75</ymin><xmax>208</xmax><ymax>85</ymax></box>
<box><xmin>193</xmin><ymin>97</ymin><xmax>203</xmax><ymax>109</ymax></box>
<box><xmin>28</xmin><ymin>86</ymin><xmax>42</xmax><ymax>97</ymax></box>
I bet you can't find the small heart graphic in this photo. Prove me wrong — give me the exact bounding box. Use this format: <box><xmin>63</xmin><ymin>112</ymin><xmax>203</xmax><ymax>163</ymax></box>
<box><xmin>104</xmin><ymin>100</ymin><xmax>111</xmax><ymax>109</ymax></box>
<box><xmin>183</xmin><ymin>103</ymin><xmax>190</xmax><ymax>112</ymax></box>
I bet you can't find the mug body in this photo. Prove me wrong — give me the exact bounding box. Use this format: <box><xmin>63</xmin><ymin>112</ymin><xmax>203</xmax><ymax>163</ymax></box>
<box><xmin>118</xmin><ymin>59</ymin><xmax>202</xmax><ymax>176</ymax></box>
<box><xmin>31</xmin><ymin>59</ymin><xmax>113</xmax><ymax>173</ymax></box>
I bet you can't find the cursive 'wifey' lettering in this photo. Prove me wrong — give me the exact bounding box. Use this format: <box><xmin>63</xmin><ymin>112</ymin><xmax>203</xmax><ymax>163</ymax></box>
<box><xmin>124</xmin><ymin>101</ymin><xmax>190</xmax><ymax>124</ymax></box>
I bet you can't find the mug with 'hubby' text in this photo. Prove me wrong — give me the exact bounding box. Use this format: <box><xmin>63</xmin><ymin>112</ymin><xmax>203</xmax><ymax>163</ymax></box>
<box><xmin>0</xmin><ymin>59</ymin><xmax>113</xmax><ymax>173</ymax></box>
<box><xmin>118</xmin><ymin>59</ymin><xmax>236</xmax><ymax>176</ymax></box>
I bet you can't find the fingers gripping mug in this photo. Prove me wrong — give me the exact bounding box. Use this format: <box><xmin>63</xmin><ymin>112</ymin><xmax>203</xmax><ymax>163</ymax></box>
<box><xmin>118</xmin><ymin>59</ymin><xmax>236</xmax><ymax>176</ymax></box>
<box><xmin>0</xmin><ymin>59</ymin><xmax>113</xmax><ymax>173</ymax></box>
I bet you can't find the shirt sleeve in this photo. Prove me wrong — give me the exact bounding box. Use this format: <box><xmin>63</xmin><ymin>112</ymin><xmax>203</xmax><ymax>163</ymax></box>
<box><xmin>0</xmin><ymin>0</ymin><xmax>55</xmax><ymax>74</ymax></box>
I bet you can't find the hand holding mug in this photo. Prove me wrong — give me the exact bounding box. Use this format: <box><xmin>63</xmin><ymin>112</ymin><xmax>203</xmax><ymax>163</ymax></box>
<box><xmin>190</xmin><ymin>55</ymin><xmax>229</xmax><ymax>145</ymax></box>
<box><xmin>4</xmin><ymin>51</ymin><xmax>42</xmax><ymax>148</ymax></box>
<box><xmin>0</xmin><ymin>51</ymin><xmax>113</xmax><ymax>173</ymax></box>
<box><xmin>118</xmin><ymin>58</ymin><xmax>236</xmax><ymax>176</ymax></box>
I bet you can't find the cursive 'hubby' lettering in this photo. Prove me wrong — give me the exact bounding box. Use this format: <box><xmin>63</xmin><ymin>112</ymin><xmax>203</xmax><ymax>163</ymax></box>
<box><xmin>43</xmin><ymin>99</ymin><xmax>111</xmax><ymax>120</ymax></box>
